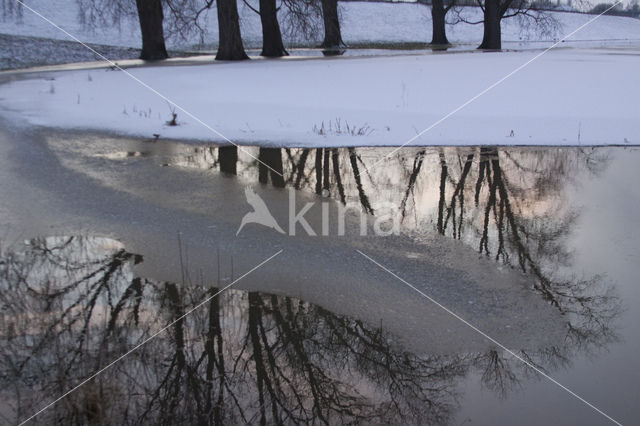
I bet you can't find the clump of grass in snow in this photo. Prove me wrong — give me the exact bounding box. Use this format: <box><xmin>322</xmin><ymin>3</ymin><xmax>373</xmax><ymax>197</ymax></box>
<box><xmin>166</xmin><ymin>103</ymin><xmax>178</xmax><ymax>126</ymax></box>
<box><xmin>313</xmin><ymin>118</ymin><xmax>373</xmax><ymax>136</ymax></box>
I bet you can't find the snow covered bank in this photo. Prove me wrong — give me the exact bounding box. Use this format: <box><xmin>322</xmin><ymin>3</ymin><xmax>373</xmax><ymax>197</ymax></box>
<box><xmin>1</xmin><ymin>48</ymin><xmax>637</xmax><ymax>146</ymax></box>
<box><xmin>1</xmin><ymin>0</ymin><xmax>640</xmax><ymax>50</ymax></box>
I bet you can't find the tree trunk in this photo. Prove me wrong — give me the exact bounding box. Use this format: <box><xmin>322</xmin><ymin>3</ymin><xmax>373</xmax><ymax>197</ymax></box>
<box><xmin>478</xmin><ymin>0</ymin><xmax>501</xmax><ymax>49</ymax></box>
<box><xmin>259</xmin><ymin>0</ymin><xmax>288</xmax><ymax>57</ymax></box>
<box><xmin>320</xmin><ymin>0</ymin><xmax>344</xmax><ymax>48</ymax></box>
<box><xmin>135</xmin><ymin>0</ymin><xmax>168</xmax><ymax>60</ymax></box>
<box><xmin>430</xmin><ymin>0</ymin><xmax>450</xmax><ymax>46</ymax></box>
<box><xmin>216</xmin><ymin>0</ymin><xmax>249</xmax><ymax>60</ymax></box>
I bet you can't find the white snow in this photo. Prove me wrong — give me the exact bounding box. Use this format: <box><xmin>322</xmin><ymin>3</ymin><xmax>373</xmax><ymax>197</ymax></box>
<box><xmin>1</xmin><ymin>47</ymin><xmax>637</xmax><ymax>146</ymax></box>
<box><xmin>1</xmin><ymin>1</ymin><xmax>638</xmax><ymax>146</ymax></box>
<box><xmin>2</xmin><ymin>0</ymin><xmax>640</xmax><ymax>49</ymax></box>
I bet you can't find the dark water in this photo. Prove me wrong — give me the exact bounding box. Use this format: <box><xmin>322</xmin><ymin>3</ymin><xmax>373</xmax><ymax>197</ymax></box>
<box><xmin>1</xmin><ymin>138</ymin><xmax>639</xmax><ymax>424</ymax></box>
<box><xmin>0</xmin><ymin>235</ymin><xmax>496</xmax><ymax>424</ymax></box>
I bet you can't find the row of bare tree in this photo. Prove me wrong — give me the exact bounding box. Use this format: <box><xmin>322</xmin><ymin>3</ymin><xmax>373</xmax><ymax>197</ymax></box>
<box><xmin>77</xmin><ymin>0</ymin><xmax>557</xmax><ymax>61</ymax></box>
<box><xmin>80</xmin><ymin>0</ymin><xmax>342</xmax><ymax>60</ymax></box>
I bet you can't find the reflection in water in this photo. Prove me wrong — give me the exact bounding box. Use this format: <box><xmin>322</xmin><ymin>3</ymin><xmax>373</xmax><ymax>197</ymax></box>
<box><xmin>111</xmin><ymin>143</ymin><xmax>621</xmax><ymax>352</ymax></box>
<box><xmin>258</xmin><ymin>148</ymin><xmax>285</xmax><ymax>188</ymax></box>
<box><xmin>0</xmin><ymin>231</ymin><xmax>620</xmax><ymax>424</ymax></box>
<box><xmin>0</xmin><ymin>236</ymin><xmax>463</xmax><ymax>424</ymax></box>
<box><xmin>165</xmin><ymin>144</ymin><xmax>620</xmax><ymax>347</ymax></box>
<box><xmin>218</xmin><ymin>146</ymin><xmax>238</xmax><ymax>175</ymax></box>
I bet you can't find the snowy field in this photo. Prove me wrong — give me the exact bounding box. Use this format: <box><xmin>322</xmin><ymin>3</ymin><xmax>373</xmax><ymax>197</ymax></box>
<box><xmin>1</xmin><ymin>0</ymin><xmax>640</xmax><ymax>50</ymax></box>
<box><xmin>1</xmin><ymin>47</ymin><xmax>637</xmax><ymax>146</ymax></box>
<box><xmin>1</xmin><ymin>1</ymin><xmax>639</xmax><ymax>146</ymax></box>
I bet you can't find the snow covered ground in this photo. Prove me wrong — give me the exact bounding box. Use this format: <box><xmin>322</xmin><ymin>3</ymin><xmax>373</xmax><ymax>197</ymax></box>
<box><xmin>1</xmin><ymin>47</ymin><xmax>637</xmax><ymax>146</ymax></box>
<box><xmin>1</xmin><ymin>0</ymin><xmax>639</xmax><ymax>51</ymax></box>
<box><xmin>1</xmin><ymin>1</ymin><xmax>638</xmax><ymax>146</ymax></box>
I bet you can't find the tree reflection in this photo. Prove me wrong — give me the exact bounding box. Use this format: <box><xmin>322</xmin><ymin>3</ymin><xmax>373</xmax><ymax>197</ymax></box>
<box><xmin>434</xmin><ymin>147</ymin><xmax>619</xmax><ymax>351</ymax></box>
<box><xmin>21</xmin><ymin>144</ymin><xmax>621</xmax><ymax>423</ymax></box>
<box><xmin>168</xmin><ymin>144</ymin><xmax>621</xmax><ymax>343</ymax></box>
<box><xmin>232</xmin><ymin>145</ymin><xmax>619</xmax><ymax>384</ymax></box>
<box><xmin>0</xmin><ymin>235</ymin><xmax>612</xmax><ymax>424</ymax></box>
<box><xmin>0</xmin><ymin>237</ymin><xmax>465</xmax><ymax>424</ymax></box>
<box><xmin>258</xmin><ymin>148</ymin><xmax>285</xmax><ymax>188</ymax></box>
<box><xmin>170</xmin><ymin>144</ymin><xmax>621</xmax><ymax>353</ymax></box>
<box><xmin>218</xmin><ymin>146</ymin><xmax>238</xmax><ymax>175</ymax></box>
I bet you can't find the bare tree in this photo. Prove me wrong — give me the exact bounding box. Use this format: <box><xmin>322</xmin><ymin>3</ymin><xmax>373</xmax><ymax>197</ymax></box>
<box><xmin>320</xmin><ymin>0</ymin><xmax>344</xmax><ymax>48</ymax></box>
<box><xmin>136</xmin><ymin>0</ymin><xmax>169</xmax><ymax>59</ymax></box>
<box><xmin>77</xmin><ymin>0</ymin><xmax>168</xmax><ymax>59</ymax></box>
<box><xmin>431</xmin><ymin>0</ymin><xmax>456</xmax><ymax>46</ymax></box>
<box><xmin>453</xmin><ymin>1</ymin><xmax>558</xmax><ymax>49</ymax></box>
<box><xmin>279</xmin><ymin>0</ymin><xmax>324</xmax><ymax>43</ymax></box>
<box><xmin>244</xmin><ymin>0</ymin><xmax>324</xmax><ymax>57</ymax></box>
<box><xmin>258</xmin><ymin>0</ymin><xmax>288</xmax><ymax>57</ymax></box>
<box><xmin>216</xmin><ymin>0</ymin><xmax>249</xmax><ymax>60</ymax></box>
<box><xmin>163</xmin><ymin>0</ymin><xmax>250</xmax><ymax>60</ymax></box>
<box><xmin>76</xmin><ymin>0</ymin><xmax>251</xmax><ymax>60</ymax></box>
<box><xmin>162</xmin><ymin>0</ymin><xmax>216</xmax><ymax>46</ymax></box>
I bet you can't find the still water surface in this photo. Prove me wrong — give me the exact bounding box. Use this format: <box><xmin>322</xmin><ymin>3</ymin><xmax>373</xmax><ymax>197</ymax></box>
<box><xmin>0</xmin><ymin>131</ymin><xmax>638</xmax><ymax>424</ymax></box>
